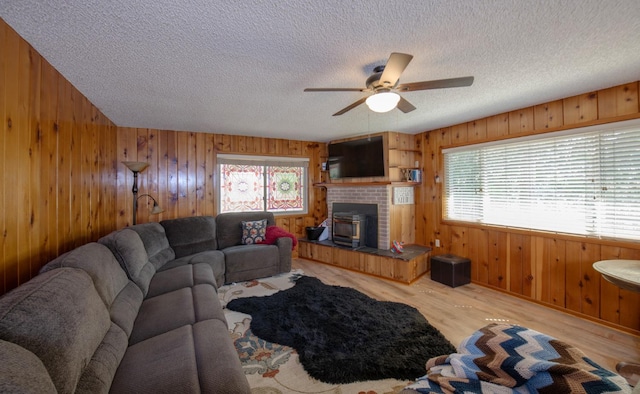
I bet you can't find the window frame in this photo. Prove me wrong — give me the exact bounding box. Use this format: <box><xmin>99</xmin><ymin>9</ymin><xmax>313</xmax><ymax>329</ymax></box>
<box><xmin>217</xmin><ymin>154</ymin><xmax>309</xmax><ymax>215</ymax></box>
<box><xmin>442</xmin><ymin>119</ymin><xmax>640</xmax><ymax>242</ymax></box>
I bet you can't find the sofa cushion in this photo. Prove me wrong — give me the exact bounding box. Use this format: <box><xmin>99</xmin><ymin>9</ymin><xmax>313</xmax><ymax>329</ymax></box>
<box><xmin>0</xmin><ymin>268</ymin><xmax>119</xmax><ymax>393</ymax></box>
<box><xmin>129</xmin><ymin>222</ymin><xmax>176</xmax><ymax>270</ymax></box>
<box><xmin>216</xmin><ymin>212</ymin><xmax>276</xmax><ymax>249</ymax></box>
<box><xmin>192</xmin><ymin>319</ymin><xmax>251</xmax><ymax>393</ymax></box>
<box><xmin>222</xmin><ymin>244</ymin><xmax>280</xmax><ymax>283</ymax></box>
<box><xmin>161</xmin><ymin>216</ymin><xmax>218</xmax><ymax>257</ymax></box>
<box><xmin>40</xmin><ymin>242</ymin><xmax>134</xmax><ymax>308</ymax></box>
<box><xmin>109</xmin><ymin>281</ymin><xmax>145</xmax><ymax>339</ymax></box>
<box><xmin>76</xmin><ymin>323</ymin><xmax>129</xmax><ymax>393</ymax></box>
<box><xmin>160</xmin><ymin>250</ymin><xmax>226</xmax><ymax>287</ymax></box>
<box><xmin>146</xmin><ymin>263</ymin><xmax>217</xmax><ymax>298</ymax></box>
<box><xmin>39</xmin><ymin>242</ymin><xmax>145</xmax><ymax>340</ymax></box>
<box><xmin>99</xmin><ymin>228</ymin><xmax>156</xmax><ymax>297</ymax></box>
<box><xmin>99</xmin><ymin>227</ymin><xmax>219</xmax><ymax>299</ymax></box>
<box><xmin>0</xmin><ymin>340</ymin><xmax>56</xmax><ymax>394</ymax></box>
<box><xmin>111</xmin><ymin>320</ymin><xmax>250</xmax><ymax>393</ymax></box>
<box><xmin>241</xmin><ymin>219</ymin><xmax>268</xmax><ymax>244</ymax></box>
<box><xmin>129</xmin><ymin>284</ymin><xmax>226</xmax><ymax>345</ymax></box>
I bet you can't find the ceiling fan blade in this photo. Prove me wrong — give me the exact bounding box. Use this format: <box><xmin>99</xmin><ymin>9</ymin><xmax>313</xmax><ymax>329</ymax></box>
<box><xmin>304</xmin><ymin>87</ymin><xmax>368</xmax><ymax>92</ymax></box>
<box><xmin>396</xmin><ymin>96</ymin><xmax>416</xmax><ymax>113</ymax></box>
<box><xmin>378</xmin><ymin>52</ymin><xmax>413</xmax><ymax>87</ymax></box>
<box><xmin>333</xmin><ymin>97</ymin><xmax>367</xmax><ymax>116</ymax></box>
<box><xmin>397</xmin><ymin>76</ymin><xmax>474</xmax><ymax>92</ymax></box>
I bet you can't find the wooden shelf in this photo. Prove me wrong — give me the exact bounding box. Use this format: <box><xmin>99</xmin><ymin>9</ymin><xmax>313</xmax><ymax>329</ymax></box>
<box><xmin>314</xmin><ymin>181</ymin><xmax>420</xmax><ymax>187</ymax></box>
<box><xmin>389</xmin><ymin>147</ymin><xmax>421</xmax><ymax>152</ymax></box>
<box><xmin>314</xmin><ymin>182</ymin><xmax>391</xmax><ymax>187</ymax></box>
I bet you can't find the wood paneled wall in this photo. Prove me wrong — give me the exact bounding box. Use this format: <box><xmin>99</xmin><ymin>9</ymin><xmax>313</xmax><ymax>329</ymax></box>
<box><xmin>116</xmin><ymin>127</ymin><xmax>327</xmax><ymax>244</ymax></box>
<box><xmin>0</xmin><ymin>19</ymin><xmax>119</xmax><ymax>294</ymax></box>
<box><xmin>416</xmin><ymin>81</ymin><xmax>640</xmax><ymax>333</ymax></box>
<box><xmin>0</xmin><ymin>18</ymin><xmax>327</xmax><ymax>295</ymax></box>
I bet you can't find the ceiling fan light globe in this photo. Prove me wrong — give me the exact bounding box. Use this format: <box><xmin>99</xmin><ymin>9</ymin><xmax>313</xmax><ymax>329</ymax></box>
<box><xmin>366</xmin><ymin>92</ymin><xmax>401</xmax><ymax>113</ymax></box>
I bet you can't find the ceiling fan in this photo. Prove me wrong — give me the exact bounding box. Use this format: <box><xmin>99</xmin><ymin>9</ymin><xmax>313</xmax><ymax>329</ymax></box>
<box><xmin>304</xmin><ymin>52</ymin><xmax>474</xmax><ymax>116</ymax></box>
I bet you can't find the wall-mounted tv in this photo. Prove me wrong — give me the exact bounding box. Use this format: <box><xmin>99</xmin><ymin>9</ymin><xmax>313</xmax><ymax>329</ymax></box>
<box><xmin>328</xmin><ymin>135</ymin><xmax>385</xmax><ymax>179</ymax></box>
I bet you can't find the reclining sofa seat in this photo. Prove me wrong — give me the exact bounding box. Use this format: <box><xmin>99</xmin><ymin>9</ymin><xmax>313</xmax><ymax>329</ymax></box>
<box><xmin>98</xmin><ymin>225</ymin><xmax>218</xmax><ymax>298</ymax></box>
<box><xmin>159</xmin><ymin>215</ymin><xmax>226</xmax><ymax>286</ymax></box>
<box><xmin>215</xmin><ymin>211</ymin><xmax>293</xmax><ymax>283</ymax></box>
<box><xmin>119</xmin><ymin>214</ymin><xmax>292</xmax><ymax>287</ymax></box>
<box><xmin>0</xmin><ymin>241</ymin><xmax>249</xmax><ymax>393</ymax></box>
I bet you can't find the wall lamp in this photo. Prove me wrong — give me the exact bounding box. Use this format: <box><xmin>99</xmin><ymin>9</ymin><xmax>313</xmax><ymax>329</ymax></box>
<box><xmin>122</xmin><ymin>161</ymin><xmax>164</xmax><ymax>225</ymax></box>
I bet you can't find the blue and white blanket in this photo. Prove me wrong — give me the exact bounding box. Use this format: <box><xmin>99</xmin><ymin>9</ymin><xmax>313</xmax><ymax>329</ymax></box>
<box><xmin>405</xmin><ymin>323</ymin><xmax>632</xmax><ymax>393</ymax></box>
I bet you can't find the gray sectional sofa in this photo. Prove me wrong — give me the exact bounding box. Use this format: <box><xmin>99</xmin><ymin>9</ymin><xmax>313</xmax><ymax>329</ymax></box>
<box><xmin>0</xmin><ymin>212</ymin><xmax>293</xmax><ymax>393</ymax></box>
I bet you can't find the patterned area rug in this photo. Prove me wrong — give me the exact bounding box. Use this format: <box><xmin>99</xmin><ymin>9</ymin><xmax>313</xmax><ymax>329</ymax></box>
<box><xmin>218</xmin><ymin>270</ymin><xmax>414</xmax><ymax>394</ymax></box>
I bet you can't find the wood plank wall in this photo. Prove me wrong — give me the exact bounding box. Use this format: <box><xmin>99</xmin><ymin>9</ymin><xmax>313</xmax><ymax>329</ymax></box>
<box><xmin>415</xmin><ymin>81</ymin><xmax>640</xmax><ymax>334</ymax></box>
<box><xmin>0</xmin><ymin>20</ymin><xmax>119</xmax><ymax>294</ymax></box>
<box><xmin>116</xmin><ymin>127</ymin><xmax>328</xmax><ymax>246</ymax></box>
<box><xmin>0</xmin><ymin>18</ymin><xmax>328</xmax><ymax>295</ymax></box>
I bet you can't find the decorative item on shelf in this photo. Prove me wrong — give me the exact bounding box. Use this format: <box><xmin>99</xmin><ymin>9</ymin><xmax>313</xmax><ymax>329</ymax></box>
<box><xmin>410</xmin><ymin>169</ymin><xmax>421</xmax><ymax>183</ymax></box>
<box><xmin>401</xmin><ymin>168</ymin><xmax>422</xmax><ymax>183</ymax></box>
<box><xmin>391</xmin><ymin>240</ymin><xmax>404</xmax><ymax>254</ymax></box>
<box><xmin>401</xmin><ymin>168</ymin><xmax>409</xmax><ymax>182</ymax></box>
<box><xmin>122</xmin><ymin>161</ymin><xmax>164</xmax><ymax>225</ymax></box>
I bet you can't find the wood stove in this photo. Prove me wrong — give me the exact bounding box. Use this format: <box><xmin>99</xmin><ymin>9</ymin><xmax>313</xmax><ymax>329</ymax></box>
<box><xmin>332</xmin><ymin>212</ymin><xmax>366</xmax><ymax>248</ymax></box>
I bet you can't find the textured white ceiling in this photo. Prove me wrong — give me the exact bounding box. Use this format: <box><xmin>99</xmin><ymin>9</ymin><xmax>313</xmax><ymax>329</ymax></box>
<box><xmin>2</xmin><ymin>1</ymin><xmax>640</xmax><ymax>142</ymax></box>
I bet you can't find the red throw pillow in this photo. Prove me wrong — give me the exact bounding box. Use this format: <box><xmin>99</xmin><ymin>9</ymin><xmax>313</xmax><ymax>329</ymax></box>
<box><xmin>258</xmin><ymin>226</ymin><xmax>298</xmax><ymax>250</ymax></box>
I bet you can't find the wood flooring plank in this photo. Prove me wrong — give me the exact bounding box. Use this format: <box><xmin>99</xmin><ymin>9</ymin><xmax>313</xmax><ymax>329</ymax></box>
<box><xmin>292</xmin><ymin>258</ymin><xmax>640</xmax><ymax>376</ymax></box>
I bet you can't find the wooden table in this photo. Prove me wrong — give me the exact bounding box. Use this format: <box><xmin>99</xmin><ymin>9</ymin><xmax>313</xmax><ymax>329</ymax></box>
<box><xmin>594</xmin><ymin>259</ymin><xmax>640</xmax><ymax>293</ymax></box>
<box><xmin>593</xmin><ymin>259</ymin><xmax>640</xmax><ymax>388</ymax></box>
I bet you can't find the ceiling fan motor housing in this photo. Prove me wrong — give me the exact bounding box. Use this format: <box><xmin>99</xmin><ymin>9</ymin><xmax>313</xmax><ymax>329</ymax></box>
<box><xmin>366</xmin><ymin>66</ymin><xmax>398</xmax><ymax>90</ymax></box>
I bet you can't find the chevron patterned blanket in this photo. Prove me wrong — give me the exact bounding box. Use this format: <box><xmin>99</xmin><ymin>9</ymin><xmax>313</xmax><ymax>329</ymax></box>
<box><xmin>405</xmin><ymin>323</ymin><xmax>631</xmax><ymax>393</ymax></box>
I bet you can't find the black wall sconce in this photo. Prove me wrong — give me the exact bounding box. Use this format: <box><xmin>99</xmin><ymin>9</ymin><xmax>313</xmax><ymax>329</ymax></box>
<box><xmin>122</xmin><ymin>161</ymin><xmax>164</xmax><ymax>225</ymax></box>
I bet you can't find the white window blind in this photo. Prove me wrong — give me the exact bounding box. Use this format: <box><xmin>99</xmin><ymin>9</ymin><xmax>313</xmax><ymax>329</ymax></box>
<box><xmin>443</xmin><ymin>120</ymin><xmax>640</xmax><ymax>241</ymax></box>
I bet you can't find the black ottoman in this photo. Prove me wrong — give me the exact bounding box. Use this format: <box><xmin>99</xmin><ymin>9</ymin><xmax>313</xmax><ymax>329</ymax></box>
<box><xmin>430</xmin><ymin>254</ymin><xmax>471</xmax><ymax>288</ymax></box>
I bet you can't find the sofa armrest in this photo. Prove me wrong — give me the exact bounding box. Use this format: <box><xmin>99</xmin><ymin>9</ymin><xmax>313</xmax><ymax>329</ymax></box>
<box><xmin>275</xmin><ymin>237</ymin><xmax>292</xmax><ymax>273</ymax></box>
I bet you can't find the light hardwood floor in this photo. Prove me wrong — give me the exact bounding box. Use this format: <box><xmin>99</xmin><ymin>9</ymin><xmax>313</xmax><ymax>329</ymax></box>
<box><xmin>292</xmin><ymin>258</ymin><xmax>640</xmax><ymax>377</ymax></box>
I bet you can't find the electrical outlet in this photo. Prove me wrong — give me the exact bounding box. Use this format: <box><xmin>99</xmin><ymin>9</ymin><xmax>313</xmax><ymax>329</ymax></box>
<box><xmin>435</xmin><ymin>239</ymin><xmax>441</xmax><ymax>247</ymax></box>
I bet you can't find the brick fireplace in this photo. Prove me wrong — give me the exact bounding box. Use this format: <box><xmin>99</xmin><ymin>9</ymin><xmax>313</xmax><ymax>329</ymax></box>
<box><xmin>326</xmin><ymin>185</ymin><xmax>390</xmax><ymax>249</ymax></box>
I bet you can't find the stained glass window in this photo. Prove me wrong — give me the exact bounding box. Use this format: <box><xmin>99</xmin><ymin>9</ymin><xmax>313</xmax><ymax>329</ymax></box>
<box><xmin>218</xmin><ymin>155</ymin><xmax>308</xmax><ymax>214</ymax></box>
<box><xmin>220</xmin><ymin>164</ymin><xmax>264</xmax><ymax>212</ymax></box>
<box><xmin>267</xmin><ymin>166</ymin><xmax>304</xmax><ymax>212</ymax></box>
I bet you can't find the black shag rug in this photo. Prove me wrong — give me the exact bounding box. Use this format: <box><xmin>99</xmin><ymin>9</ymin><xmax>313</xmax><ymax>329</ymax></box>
<box><xmin>226</xmin><ymin>275</ymin><xmax>456</xmax><ymax>384</ymax></box>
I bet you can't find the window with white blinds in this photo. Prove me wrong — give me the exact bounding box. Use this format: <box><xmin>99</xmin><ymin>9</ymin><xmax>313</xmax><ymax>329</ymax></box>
<box><xmin>443</xmin><ymin>120</ymin><xmax>640</xmax><ymax>241</ymax></box>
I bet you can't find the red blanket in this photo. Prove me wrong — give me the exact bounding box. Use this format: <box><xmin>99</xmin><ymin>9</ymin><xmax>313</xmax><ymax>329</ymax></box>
<box><xmin>258</xmin><ymin>226</ymin><xmax>297</xmax><ymax>250</ymax></box>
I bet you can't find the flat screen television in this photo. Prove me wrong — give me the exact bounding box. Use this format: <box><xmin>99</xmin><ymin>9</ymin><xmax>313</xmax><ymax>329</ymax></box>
<box><xmin>328</xmin><ymin>135</ymin><xmax>385</xmax><ymax>179</ymax></box>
